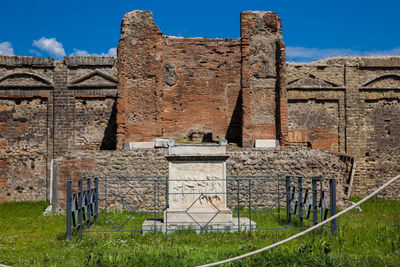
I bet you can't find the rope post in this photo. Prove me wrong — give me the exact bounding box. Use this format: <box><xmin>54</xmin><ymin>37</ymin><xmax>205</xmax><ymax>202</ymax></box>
<box><xmin>285</xmin><ymin>176</ymin><xmax>291</xmax><ymax>221</ymax></box>
<box><xmin>329</xmin><ymin>178</ymin><xmax>337</xmax><ymax>234</ymax></box>
<box><xmin>66</xmin><ymin>180</ymin><xmax>72</xmax><ymax>241</ymax></box>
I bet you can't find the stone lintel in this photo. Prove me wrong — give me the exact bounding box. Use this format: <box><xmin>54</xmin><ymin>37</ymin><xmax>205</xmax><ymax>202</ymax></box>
<box><xmin>255</xmin><ymin>139</ymin><xmax>278</xmax><ymax>148</ymax></box>
<box><xmin>165</xmin><ymin>155</ymin><xmax>230</xmax><ymax>162</ymax></box>
<box><xmin>169</xmin><ymin>144</ymin><xmax>226</xmax><ymax>156</ymax></box>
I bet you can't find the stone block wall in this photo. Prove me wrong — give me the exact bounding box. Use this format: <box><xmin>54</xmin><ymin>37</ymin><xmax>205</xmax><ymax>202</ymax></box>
<box><xmin>286</xmin><ymin>57</ymin><xmax>400</xmax><ymax>197</ymax></box>
<box><xmin>53</xmin><ymin>148</ymin><xmax>349</xmax><ymax>210</ymax></box>
<box><xmin>0</xmin><ymin>56</ymin><xmax>117</xmax><ymax>203</ymax></box>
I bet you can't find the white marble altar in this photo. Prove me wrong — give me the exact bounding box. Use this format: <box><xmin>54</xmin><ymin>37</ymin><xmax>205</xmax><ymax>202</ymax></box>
<box><xmin>142</xmin><ymin>144</ymin><xmax>255</xmax><ymax>233</ymax></box>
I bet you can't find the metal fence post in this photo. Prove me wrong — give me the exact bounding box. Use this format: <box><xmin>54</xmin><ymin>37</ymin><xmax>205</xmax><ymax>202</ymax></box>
<box><xmin>153</xmin><ymin>178</ymin><xmax>157</xmax><ymax>237</ymax></box>
<box><xmin>66</xmin><ymin>180</ymin><xmax>72</xmax><ymax>240</ymax></box>
<box><xmin>312</xmin><ymin>178</ymin><xmax>318</xmax><ymax>226</ymax></box>
<box><xmin>330</xmin><ymin>178</ymin><xmax>337</xmax><ymax>234</ymax></box>
<box><xmin>78</xmin><ymin>180</ymin><xmax>83</xmax><ymax>239</ymax></box>
<box><xmin>105</xmin><ymin>178</ymin><xmax>108</xmax><ymax>214</ymax></box>
<box><xmin>87</xmin><ymin>179</ymin><xmax>91</xmax><ymax>229</ymax></box>
<box><xmin>94</xmin><ymin>178</ymin><xmax>98</xmax><ymax>223</ymax></box>
<box><xmin>237</xmin><ymin>178</ymin><xmax>240</xmax><ymax>236</ymax></box>
<box><xmin>248</xmin><ymin>179</ymin><xmax>252</xmax><ymax>236</ymax></box>
<box><xmin>298</xmin><ymin>177</ymin><xmax>303</xmax><ymax>227</ymax></box>
<box><xmin>285</xmin><ymin>176</ymin><xmax>291</xmax><ymax>221</ymax></box>
<box><xmin>165</xmin><ymin>176</ymin><xmax>168</xmax><ymax>240</ymax></box>
<box><xmin>277</xmin><ymin>176</ymin><xmax>281</xmax><ymax>219</ymax></box>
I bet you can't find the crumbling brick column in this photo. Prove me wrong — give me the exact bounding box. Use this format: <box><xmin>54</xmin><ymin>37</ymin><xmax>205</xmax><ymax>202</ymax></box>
<box><xmin>277</xmin><ymin>40</ymin><xmax>289</xmax><ymax>148</ymax></box>
<box><xmin>240</xmin><ymin>11</ymin><xmax>286</xmax><ymax>147</ymax></box>
<box><xmin>116</xmin><ymin>10</ymin><xmax>164</xmax><ymax>149</ymax></box>
<box><xmin>53</xmin><ymin>61</ymin><xmax>75</xmax><ymax>155</ymax></box>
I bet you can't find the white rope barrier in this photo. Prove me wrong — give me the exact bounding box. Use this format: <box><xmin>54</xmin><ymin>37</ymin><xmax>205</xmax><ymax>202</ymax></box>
<box><xmin>198</xmin><ymin>174</ymin><xmax>400</xmax><ymax>267</ymax></box>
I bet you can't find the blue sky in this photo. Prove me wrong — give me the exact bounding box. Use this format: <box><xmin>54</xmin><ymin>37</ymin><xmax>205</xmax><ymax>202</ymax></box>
<box><xmin>0</xmin><ymin>0</ymin><xmax>399</xmax><ymax>62</ymax></box>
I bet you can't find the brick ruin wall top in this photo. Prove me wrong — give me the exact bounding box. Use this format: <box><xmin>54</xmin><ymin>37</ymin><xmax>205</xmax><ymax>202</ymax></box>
<box><xmin>116</xmin><ymin>10</ymin><xmax>287</xmax><ymax>148</ymax></box>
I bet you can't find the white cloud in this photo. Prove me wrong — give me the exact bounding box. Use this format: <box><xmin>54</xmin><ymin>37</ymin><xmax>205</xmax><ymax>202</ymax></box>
<box><xmin>33</xmin><ymin>37</ymin><xmax>66</xmax><ymax>59</ymax></box>
<box><xmin>371</xmin><ymin>47</ymin><xmax>400</xmax><ymax>56</ymax></box>
<box><xmin>287</xmin><ymin>46</ymin><xmax>400</xmax><ymax>62</ymax></box>
<box><xmin>29</xmin><ymin>49</ymin><xmax>42</xmax><ymax>57</ymax></box>
<box><xmin>106</xmin><ymin>47</ymin><xmax>117</xmax><ymax>57</ymax></box>
<box><xmin>0</xmin><ymin>42</ymin><xmax>15</xmax><ymax>56</ymax></box>
<box><xmin>69</xmin><ymin>47</ymin><xmax>117</xmax><ymax>57</ymax></box>
<box><xmin>69</xmin><ymin>49</ymin><xmax>91</xmax><ymax>56</ymax></box>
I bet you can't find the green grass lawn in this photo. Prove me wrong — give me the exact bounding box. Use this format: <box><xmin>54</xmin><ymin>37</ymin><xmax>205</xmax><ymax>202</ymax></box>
<box><xmin>0</xmin><ymin>198</ymin><xmax>399</xmax><ymax>266</ymax></box>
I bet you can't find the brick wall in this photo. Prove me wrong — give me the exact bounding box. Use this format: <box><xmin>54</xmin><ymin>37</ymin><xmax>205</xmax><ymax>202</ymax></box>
<box><xmin>116</xmin><ymin>11</ymin><xmax>164</xmax><ymax>146</ymax></box>
<box><xmin>286</xmin><ymin>57</ymin><xmax>400</xmax><ymax>197</ymax></box>
<box><xmin>161</xmin><ymin>37</ymin><xmax>241</xmax><ymax>142</ymax></box>
<box><xmin>0</xmin><ymin>56</ymin><xmax>117</xmax><ymax>203</ymax></box>
<box><xmin>240</xmin><ymin>11</ymin><xmax>286</xmax><ymax>147</ymax></box>
<box><xmin>116</xmin><ymin>10</ymin><xmax>287</xmax><ymax>147</ymax></box>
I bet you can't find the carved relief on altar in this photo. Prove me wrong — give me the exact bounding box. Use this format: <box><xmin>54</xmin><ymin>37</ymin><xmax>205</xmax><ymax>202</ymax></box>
<box><xmin>168</xmin><ymin>162</ymin><xmax>226</xmax><ymax>209</ymax></box>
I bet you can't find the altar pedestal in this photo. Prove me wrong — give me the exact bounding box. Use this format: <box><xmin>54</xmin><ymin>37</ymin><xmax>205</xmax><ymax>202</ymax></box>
<box><xmin>142</xmin><ymin>145</ymin><xmax>255</xmax><ymax>233</ymax></box>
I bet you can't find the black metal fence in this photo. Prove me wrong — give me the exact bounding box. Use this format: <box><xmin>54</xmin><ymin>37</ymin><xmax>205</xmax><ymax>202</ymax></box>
<box><xmin>66</xmin><ymin>176</ymin><xmax>337</xmax><ymax>240</ymax></box>
<box><xmin>66</xmin><ymin>178</ymin><xmax>98</xmax><ymax>240</ymax></box>
<box><xmin>286</xmin><ymin>177</ymin><xmax>337</xmax><ymax>233</ymax></box>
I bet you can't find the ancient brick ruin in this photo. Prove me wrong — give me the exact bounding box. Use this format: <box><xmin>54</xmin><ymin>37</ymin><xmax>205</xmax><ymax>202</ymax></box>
<box><xmin>116</xmin><ymin>11</ymin><xmax>287</xmax><ymax>148</ymax></box>
<box><xmin>0</xmin><ymin>10</ymin><xmax>399</xmax><ymax>207</ymax></box>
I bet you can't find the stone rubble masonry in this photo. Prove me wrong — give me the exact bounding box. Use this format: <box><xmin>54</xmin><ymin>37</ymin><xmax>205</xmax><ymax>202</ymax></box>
<box><xmin>286</xmin><ymin>56</ymin><xmax>400</xmax><ymax>198</ymax></box>
<box><xmin>0</xmin><ymin>55</ymin><xmax>117</xmax><ymax>203</ymax></box>
<box><xmin>53</xmin><ymin>148</ymin><xmax>349</xmax><ymax>210</ymax></box>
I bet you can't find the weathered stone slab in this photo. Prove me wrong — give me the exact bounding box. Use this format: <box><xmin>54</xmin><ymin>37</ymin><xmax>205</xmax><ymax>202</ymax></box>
<box><xmin>142</xmin><ymin>217</ymin><xmax>256</xmax><ymax>233</ymax></box>
<box><xmin>129</xmin><ymin>142</ymin><xmax>154</xmax><ymax>149</ymax></box>
<box><xmin>169</xmin><ymin>144</ymin><xmax>226</xmax><ymax>156</ymax></box>
<box><xmin>154</xmin><ymin>139</ymin><xmax>173</xmax><ymax>148</ymax></box>
<box><xmin>255</xmin><ymin>139</ymin><xmax>277</xmax><ymax>148</ymax></box>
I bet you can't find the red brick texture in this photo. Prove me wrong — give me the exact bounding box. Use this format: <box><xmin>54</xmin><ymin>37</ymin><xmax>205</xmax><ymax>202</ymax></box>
<box><xmin>116</xmin><ymin>11</ymin><xmax>164</xmax><ymax>148</ymax></box>
<box><xmin>161</xmin><ymin>37</ymin><xmax>241</xmax><ymax>142</ymax></box>
<box><xmin>0</xmin><ymin>177</ymin><xmax>6</xmax><ymax>188</ymax></box>
<box><xmin>241</xmin><ymin>11</ymin><xmax>284</xmax><ymax>147</ymax></box>
<box><xmin>288</xmin><ymin>129</ymin><xmax>339</xmax><ymax>150</ymax></box>
<box><xmin>276</xmin><ymin>41</ymin><xmax>289</xmax><ymax>148</ymax></box>
<box><xmin>56</xmin><ymin>158</ymin><xmax>95</xmax><ymax>209</ymax></box>
<box><xmin>116</xmin><ymin>10</ymin><xmax>287</xmax><ymax>148</ymax></box>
